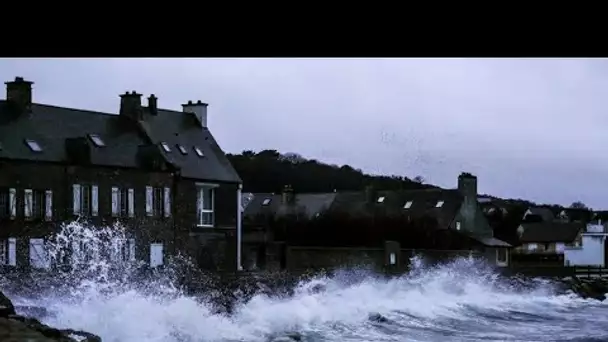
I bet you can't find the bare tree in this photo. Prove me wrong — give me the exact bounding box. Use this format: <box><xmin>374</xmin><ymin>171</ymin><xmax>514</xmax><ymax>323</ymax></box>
<box><xmin>413</xmin><ymin>175</ymin><xmax>425</xmax><ymax>184</ymax></box>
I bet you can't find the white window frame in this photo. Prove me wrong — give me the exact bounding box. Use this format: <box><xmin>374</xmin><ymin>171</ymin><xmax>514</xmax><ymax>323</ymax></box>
<box><xmin>377</xmin><ymin>196</ymin><xmax>385</xmax><ymax>203</ymax></box>
<box><xmin>197</xmin><ymin>183</ymin><xmax>218</xmax><ymax>228</ymax></box>
<box><xmin>160</xmin><ymin>142</ymin><xmax>171</xmax><ymax>152</ymax></box>
<box><xmin>29</xmin><ymin>238</ymin><xmax>50</xmax><ymax>269</ymax></box>
<box><xmin>25</xmin><ymin>139</ymin><xmax>42</xmax><ymax>152</ymax></box>
<box><xmin>262</xmin><ymin>198</ymin><xmax>271</xmax><ymax>206</ymax></box>
<box><xmin>456</xmin><ymin>221</ymin><xmax>461</xmax><ymax>230</ymax></box>
<box><xmin>403</xmin><ymin>201</ymin><xmax>413</xmax><ymax>209</ymax></box>
<box><xmin>436</xmin><ymin>200</ymin><xmax>445</xmax><ymax>208</ymax></box>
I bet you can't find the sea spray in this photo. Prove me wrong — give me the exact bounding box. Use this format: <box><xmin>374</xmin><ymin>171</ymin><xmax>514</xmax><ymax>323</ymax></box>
<box><xmin>2</xmin><ymin>221</ymin><xmax>608</xmax><ymax>342</ymax></box>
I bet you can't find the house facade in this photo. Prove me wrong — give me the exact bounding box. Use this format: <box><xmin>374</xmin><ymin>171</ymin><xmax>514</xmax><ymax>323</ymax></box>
<box><xmin>0</xmin><ymin>77</ymin><xmax>242</xmax><ymax>272</ymax></box>
<box><xmin>564</xmin><ymin>222</ymin><xmax>608</xmax><ymax>267</ymax></box>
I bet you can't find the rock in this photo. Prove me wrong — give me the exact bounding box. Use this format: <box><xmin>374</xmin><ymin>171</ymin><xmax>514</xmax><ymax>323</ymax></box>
<box><xmin>368</xmin><ymin>312</ymin><xmax>389</xmax><ymax>323</ymax></box>
<box><xmin>15</xmin><ymin>305</ymin><xmax>50</xmax><ymax>319</ymax></box>
<box><xmin>0</xmin><ymin>289</ymin><xmax>102</xmax><ymax>341</ymax></box>
<box><xmin>0</xmin><ymin>291</ymin><xmax>16</xmax><ymax>317</ymax></box>
<box><xmin>567</xmin><ymin>276</ymin><xmax>608</xmax><ymax>301</ymax></box>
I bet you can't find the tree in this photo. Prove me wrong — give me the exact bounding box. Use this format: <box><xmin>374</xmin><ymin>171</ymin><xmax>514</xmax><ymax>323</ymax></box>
<box><xmin>413</xmin><ymin>175</ymin><xmax>425</xmax><ymax>184</ymax></box>
<box><xmin>570</xmin><ymin>201</ymin><xmax>588</xmax><ymax>210</ymax></box>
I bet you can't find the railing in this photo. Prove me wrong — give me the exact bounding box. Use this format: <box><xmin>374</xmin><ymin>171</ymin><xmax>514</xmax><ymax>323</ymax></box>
<box><xmin>574</xmin><ymin>266</ymin><xmax>608</xmax><ymax>278</ymax></box>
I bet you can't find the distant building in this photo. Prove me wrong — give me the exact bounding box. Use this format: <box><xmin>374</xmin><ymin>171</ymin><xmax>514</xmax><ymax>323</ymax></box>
<box><xmin>564</xmin><ymin>222</ymin><xmax>608</xmax><ymax>267</ymax></box>
<box><xmin>515</xmin><ymin>222</ymin><xmax>584</xmax><ymax>254</ymax></box>
<box><xmin>242</xmin><ymin>173</ymin><xmax>511</xmax><ymax>271</ymax></box>
<box><xmin>0</xmin><ymin>77</ymin><xmax>242</xmax><ymax>272</ymax></box>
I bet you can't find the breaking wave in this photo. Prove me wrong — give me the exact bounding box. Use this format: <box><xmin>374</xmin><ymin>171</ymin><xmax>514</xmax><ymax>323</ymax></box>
<box><xmin>2</xmin><ymin>221</ymin><xmax>608</xmax><ymax>342</ymax></box>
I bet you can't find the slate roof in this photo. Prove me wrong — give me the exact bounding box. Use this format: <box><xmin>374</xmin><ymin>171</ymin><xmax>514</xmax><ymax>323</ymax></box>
<box><xmin>137</xmin><ymin>106</ymin><xmax>241</xmax><ymax>183</ymax></box>
<box><xmin>523</xmin><ymin>207</ymin><xmax>555</xmax><ymax>222</ymax></box>
<box><xmin>519</xmin><ymin>222</ymin><xmax>584</xmax><ymax>243</ymax></box>
<box><xmin>243</xmin><ymin>192</ymin><xmax>337</xmax><ymax>220</ymax></box>
<box><xmin>0</xmin><ymin>100</ymin><xmax>241</xmax><ymax>183</ymax></box>
<box><xmin>245</xmin><ymin>188</ymin><xmax>463</xmax><ymax>230</ymax></box>
<box><xmin>558</xmin><ymin>208</ymin><xmax>592</xmax><ymax>222</ymax></box>
<box><xmin>0</xmin><ymin>102</ymin><xmax>148</xmax><ymax>168</ymax></box>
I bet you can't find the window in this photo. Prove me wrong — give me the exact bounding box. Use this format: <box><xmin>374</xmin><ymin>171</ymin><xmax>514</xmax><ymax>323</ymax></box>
<box><xmin>146</xmin><ymin>186</ymin><xmax>171</xmax><ymax>218</ymax></box>
<box><xmin>194</xmin><ymin>146</ymin><xmax>204</xmax><ymax>157</ymax></box>
<box><xmin>197</xmin><ymin>185</ymin><xmax>215</xmax><ymax>227</ymax></box>
<box><xmin>177</xmin><ymin>145</ymin><xmax>188</xmax><ymax>155</ymax></box>
<box><xmin>496</xmin><ymin>248</ymin><xmax>508</xmax><ymax>266</ymax></box>
<box><xmin>377</xmin><ymin>196</ymin><xmax>385</xmax><ymax>203</ymax></box>
<box><xmin>0</xmin><ymin>189</ymin><xmax>9</xmax><ymax>219</ymax></box>
<box><xmin>160</xmin><ymin>142</ymin><xmax>171</xmax><ymax>152</ymax></box>
<box><xmin>435</xmin><ymin>200</ymin><xmax>445</xmax><ymax>208</ymax></box>
<box><xmin>29</xmin><ymin>238</ymin><xmax>50</xmax><ymax>269</ymax></box>
<box><xmin>112</xmin><ymin>187</ymin><xmax>134</xmax><ymax>218</ymax></box>
<box><xmin>262</xmin><ymin>198</ymin><xmax>271</xmax><ymax>206</ymax></box>
<box><xmin>24</xmin><ymin>189</ymin><xmax>49</xmax><ymax>220</ymax></box>
<box><xmin>0</xmin><ymin>238</ymin><xmax>16</xmax><ymax>266</ymax></box>
<box><xmin>73</xmin><ymin>184</ymin><xmax>98</xmax><ymax>217</ymax></box>
<box><xmin>403</xmin><ymin>201</ymin><xmax>413</xmax><ymax>209</ymax></box>
<box><xmin>389</xmin><ymin>252</ymin><xmax>396</xmax><ymax>265</ymax></box>
<box><xmin>88</xmin><ymin>134</ymin><xmax>105</xmax><ymax>147</ymax></box>
<box><xmin>112</xmin><ymin>238</ymin><xmax>135</xmax><ymax>262</ymax></box>
<box><xmin>153</xmin><ymin>187</ymin><xmax>164</xmax><ymax>217</ymax></box>
<box><xmin>25</xmin><ymin>139</ymin><xmax>42</xmax><ymax>152</ymax></box>
<box><xmin>150</xmin><ymin>243</ymin><xmax>164</xmax><ymax>267</ymax></box>
<box><xmin>456</xmin><ymin>221</ymin><xmax>461</xmax><ymax>230</ymax></box>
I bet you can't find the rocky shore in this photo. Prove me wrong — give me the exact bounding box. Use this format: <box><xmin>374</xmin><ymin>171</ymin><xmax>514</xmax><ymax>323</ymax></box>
<box><xmin>561</xmin><ymin>276</ymin><xmax>608</xmax><ymax>301</ymax></box>
<box><xmin>0</xmin><ymin>290</ymin><xmax>101</xmax><ymax>342</ymax></box>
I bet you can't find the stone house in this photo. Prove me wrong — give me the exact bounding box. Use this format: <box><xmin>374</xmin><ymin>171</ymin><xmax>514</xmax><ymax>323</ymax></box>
<box><xmin>0</xmin><ymin>77</ymin><xmax>242</xmax><ymax>272</ymax></box>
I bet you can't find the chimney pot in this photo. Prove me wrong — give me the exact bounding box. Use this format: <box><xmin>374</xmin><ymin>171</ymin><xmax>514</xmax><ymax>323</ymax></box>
<box><xmin>188</xmin><ymin>100</ymin><xmax>193</xmax><ymax>105</ymax></box>
<box><xmin>148</xmin><ymin>94</ymin><xmax>158</xmax><ymax>115</ymax></box>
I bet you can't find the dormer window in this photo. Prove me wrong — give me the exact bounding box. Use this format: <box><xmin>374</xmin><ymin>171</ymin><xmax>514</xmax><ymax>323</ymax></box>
<box><xmin>404</xmin><ymin>201</ymin><xmax>413</xmax><ymax>209</ymax></box>
<box><xmin>160</xmin><ymin>142</ymin><xmax>171</xmax><ymax>152</ymax></box>
<box><xmin>194</xmin><ymin>146</ymin><xmax>204</xmax><ymax>157</ymax></box>
<box><xmin>262</xmin><ymin>198</ymin><xmax>271</xmax><ymax>206</ymax></box>
<box><xmin>88</xmin><ymin>134</ymin><xmax>105</xmax><ymax>147</ymax></box>
<box><xmin>377</xmin><ymin>196</ymin><xmax>385</xmax><ymax>203</ymax></box>
<box><xmin>25</xmin><ymin>139</ymin><xmax>42</xmax><ymax>152</ymax></box>
<box><xmin>435</xmin><ymin>200</ymin><xmax>444</xmax><ymax>208</ymax></box>
<box><xmin>177</xmin><ymin>145</ymin><xmax>188</xmax><ymax>155</ymax></box>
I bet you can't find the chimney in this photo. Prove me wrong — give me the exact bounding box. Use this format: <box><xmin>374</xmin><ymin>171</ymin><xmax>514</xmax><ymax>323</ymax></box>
<box><xmin>365</xmin><ymin>185</ymin><xmax>376</xmax><ymax>204</ymax></box>
<box><xmin>5</xmin><ymin>77</ymin><xmax>33</xmax><ymax>113</ymax></box>
<box><xmin>457</xmin><ymin>172</ymin><xmax>484</xmax><ymax>235</ymax></box>
<box><xmin>182</xmin><ymin>100</ymin><xmax>209</xmax><ymax>128</ymax></box>
<box><xmin>281</xmin><ymin>185</ymin><xmax>295</xmax><ymax>205</ymax></box>
<box><xmin>148</xmin><ymin>94</ymin><xmax>158</xmax><ymax>115</ymax></box>
<box><xmin>119</xmin><ymin>91</ymin><xmax>143</xmax><ymax>121</ymax></box>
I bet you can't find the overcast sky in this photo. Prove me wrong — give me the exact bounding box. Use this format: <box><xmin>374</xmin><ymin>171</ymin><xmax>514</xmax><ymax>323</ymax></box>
<box><xmin>1</xmin><ymin>58</ymin><xmax>605</xmax><ymax>208</ymax></box>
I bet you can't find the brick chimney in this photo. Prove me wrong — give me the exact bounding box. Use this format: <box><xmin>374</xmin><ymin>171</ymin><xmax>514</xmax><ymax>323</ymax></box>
<box><xmin>119</xmin><ymin>91</ymin><xmax>143</xmax><ymax>121</ymax></box>
<box><xmin>182</xmin><ymin>100</ymin><xmax>208</xmax><ymax>128</ymax></box>
<box><xmin>148</xmin><ymin>94</ymin><xmax>158</xmax><ymax>115</ymax></box>
<box><xmin>281</xmin><ymin>185</ymin><xmax>295</xmax><ymax>205</ymax></box>
<box><xmin>5</xmin><ymin>77</ymin><xmax>33</xmax><ymax>113</ymax></box>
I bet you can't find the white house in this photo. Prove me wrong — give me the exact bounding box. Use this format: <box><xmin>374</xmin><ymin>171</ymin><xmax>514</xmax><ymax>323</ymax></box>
<box><xmin>564</xmin><ymin>222</ymin><xmax>608</xmax><ymax>267</ymax></box>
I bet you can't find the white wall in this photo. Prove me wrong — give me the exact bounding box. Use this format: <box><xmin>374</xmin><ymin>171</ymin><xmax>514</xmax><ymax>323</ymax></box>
<box><xmin>564</xmin><ymin>234</ymin><xmax>606</xmax><ymax>266</ymax></box>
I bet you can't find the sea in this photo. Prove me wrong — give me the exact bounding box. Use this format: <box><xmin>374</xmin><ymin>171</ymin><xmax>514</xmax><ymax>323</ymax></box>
<box><xmin>2</xmin><ymin>221</ymin><xmax>608</xmax><ymax>342</ymax></box>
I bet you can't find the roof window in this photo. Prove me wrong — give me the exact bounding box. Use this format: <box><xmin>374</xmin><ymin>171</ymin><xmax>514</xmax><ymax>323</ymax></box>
<box><xmin>160</xmin><ymin>142</ymin><xmax>171</xmax><ymax>152</ymax></box>
<box><xmin>436</xmin><ymin>200</ymin><xmax>445</xmax><ymax>208</ymax></box>
<box><xmin>194</xmin><ymin>146</ymin><xmax>204</xmax><ymax>157</ymax></box>
<box><xmin>88</xmin><ymin>134</ymin><xmax>105</xmax><ymax>147</ymax></box>
<box><xmin>177</xmin><ymin>145</ymin><xmax>188</xmax><ymax>155</ymax></box>
<box><xmin>377</xmin><ymin>196</ymin><xmax>385</xmax><ymax>203</ymax></box>
<box><xmin>25</xmin><ymin>139</ymin><xmax>42</xmax><ymax>152</ymax></box>
<box><xmin>262</xmin><ymin>198</ymin><xmax>271</xmax><ymax>206</ymax></box>
<box><xmin>404</xmin><ymin>201</ymin><xmax>413</xmax><ymax>209</ymax></box>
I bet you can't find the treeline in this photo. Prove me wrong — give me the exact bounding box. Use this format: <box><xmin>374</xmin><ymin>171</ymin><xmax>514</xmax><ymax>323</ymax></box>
<box><xmin>228</xmin><ymin>149</ymin><xmax>592</xmax><ymax>246</ymax></box>
<box><xmin>227</xmin><ymin>149</ymin><xmax>435</xmax><ymax>194</ymax></box>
